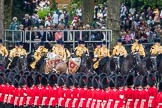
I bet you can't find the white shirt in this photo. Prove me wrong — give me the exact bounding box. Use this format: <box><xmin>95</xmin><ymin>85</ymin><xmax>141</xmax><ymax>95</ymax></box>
<box><xmin>76</xmin><ymin>8</ymin><xmax>82</xmax><ymax>17</ymax></box>
<box><xmin>52</xmin><ymin>13</ymin><xmax>59</xmax><ymax>24</ymax></box>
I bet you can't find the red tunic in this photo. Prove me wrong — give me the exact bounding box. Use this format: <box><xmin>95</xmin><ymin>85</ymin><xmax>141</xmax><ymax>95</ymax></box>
<box><xmin>33</xmin><ymin>86</ymin><xmax>43</xmax><ymax>106</ymax></box>
<box><xmin>72</xmin><ymin>87</ymin><xmax>79</xmax><ymax>108</ymax></box>
<box><xmin>114</xmin><ymin>88</ymin><xmax>125</xmax><ymax>108</ymax></box>
<box><xmin>133</xmin><ymin>89</ymin><xmax>142</xmax><ymax>108</ymax></box>
<box><xmin>91</xmin><ymin>89</ymin><xmax>101</xmax><ymax>108</ymax></box>
<box><xmin>0</xmin><ymin>85</ymin><xmax>5</xmax><ymax>102</ymax></box>
<box><xmin>3</xmin><ymin>84</ymin><xmax>9</xmax><ymax>103</ymax></box>
<box><xmin>19</xmin><ymin>87</ymin><xmax>27</xmax><ymax>106</ymax></box>
<box><xmin>41</xmin><ymin>86</ymin><xmax>50</xmax><ymax>106</ymax></box>
<box><xmin>125</xmin><ymin>88</ymin><xmax>135</xmax><ymax>108</ymax></box>
<box><xmin>26</xmin><ymin>87</ymin><xmax>34</xmax><ymax>106</ymax></box>
<box><xmin>57</xmin><ymin>87</ymin><xmax>66</xmax><ymax>107</ymax></box>
<box><xmin>148</xmin><ymin>87</ymin><xmax>158</xmax><ymax>108</ymax></box>
<box><xmin>156</xmin><ymin>92</ymin><xmax>162</xmax><ymax>108</ymax></box>
<box><xmin>65</xmin><ymin>88</ymin><xmax>74</xmax><ymax>108</ymax></box>
<box><xmin>78</xmin><ymin>88</ymin><xmax>88</xmax><ymax>108</ymax></box>
<box><xmin>7</xmin><ymin>85</ymin><xmax>15</xmax><ymax>104</ymax></box>
<box><xmin>100</xmin><ymin>90</ymin><xmax>108</xmax><ymax>108</ymax></box>
<box><xmin>96</xmin><ymin>89</ymin><xmax>102</xmax><ymax>108</ymax></box>
<box><xmin>106</xmin><ymin>89</ymin><xmax>115</xmax><ymax>108</ymax></box>
<box><xmin>140</xmin><ymin>89</ymin><xmax>149</xmax><ymax>108</ymax></box>
<box><xmin>48</xmin><ymin>86</ymin><xmax>58</xmax><ymax>107</ymax></box>
<box><xmin>14</xmin><ymin>87</ymin><xmax>20</xmax><ymax>106</ymax></box>
<box><xmin>86</xmin><ymin>89</ymin><xmax>93</xmax><ymax>108</ymax></box>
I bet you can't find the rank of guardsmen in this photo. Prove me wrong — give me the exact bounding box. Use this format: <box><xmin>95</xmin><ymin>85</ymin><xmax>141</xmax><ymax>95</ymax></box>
<box><xmin>0</xmin><ymin>69</ymin><xmax>161</xmax><ymax>108</ymax></box>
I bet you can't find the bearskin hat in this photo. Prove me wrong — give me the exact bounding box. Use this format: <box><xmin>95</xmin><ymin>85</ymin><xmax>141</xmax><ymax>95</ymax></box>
<box><xmin>159</xmin><ymin>81</ymin><xmax>162</xmax><ymax>92</ymax></box>
<box><xmin>134</xmin><ymin>75</ymin><xmax>143</xmax><ymax>88</ymax></box>
<box><xmin>126</xmin><ymin>74</ymin><xmax>134</xmax><ymax>87</ymax></box>
<box><xmin>27</xmin><ymin>75</ymin><xmax>33</xmax><ymax>88</ymax></box>
<box><xmin>19</xmin><ymin>77</ymin><xmax>26</xmax><ymax>87</ymax></box>
<box><xmin>48</xmin><ymin>73</ymin><xmax>58</xmax><ymax>87</ymax></box>
<box><xmin>92</xmin><ymin>75</ymin><xmax>99</xmax><ymax>89</ymax></box>
<box><xmin>34</xmin><ymin>73</ymin><xmax>42</xmax><ymax>86</ymax></box>
<box><xmin>141</xmin><ymin>75</ymin><xmax>148</xmax><ymax>88</ymax></box>
<box><xmin>78</xmin><ymin>75</ymin><xmax>87</xmax><ymax>88</ymax></box>
<box><xmin>101</xmin><ymin>76</ymin><xmax>109</xmax><ymax>89</ymax></box>
<box><xmin>148</xmin><ymin>73</ymin><xmax>156</xmax><ymax>87</ymax></box>
<box><xmin>86</xmin><ymin>74</ymin><xmax>93</xmax><ymax>88</ymax></box>
<box><xmin>115</xmin><ymin>75</ymin><xmax>124</xmax><ymax>88</ymax></box>
<box><xmin>41</xmin><ymin>76</ymin><xmax>48</xmax><ymax>86</ymax></box>
<box><xmin>57</xmin><ymin>73</ymin><xmax>66</xmax><ymax>87</ymax></box>
<box><xmin>66</xmin><ymin>74</ymin><xmax>74</xmax><ymax>88</ymax></box>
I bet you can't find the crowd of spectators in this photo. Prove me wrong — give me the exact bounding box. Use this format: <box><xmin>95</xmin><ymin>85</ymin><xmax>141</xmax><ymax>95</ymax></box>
<box><xmin>120</xmin><ymin>3</ymin><xmax>162</xmax><ymax>44</ymax></box>
<box><xmin>9</xmin><ymin>1</ymin><xmax>162</xmax><ymax>45</ymax></box>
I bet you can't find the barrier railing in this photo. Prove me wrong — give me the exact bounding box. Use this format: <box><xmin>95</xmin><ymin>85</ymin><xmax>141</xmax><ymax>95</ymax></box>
<box><xmin>4</xmin><ymin>29</ymin><xmax>112</xmax><ymax>53</ymax></box>
<box><xmin>4</xmin><ymin>29</ymin><xmax>113</xmax><ymax>52</ymax></box>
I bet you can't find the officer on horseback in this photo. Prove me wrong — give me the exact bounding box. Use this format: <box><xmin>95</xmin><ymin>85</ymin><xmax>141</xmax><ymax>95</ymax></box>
<box><xmin>131</xmin><ymin>39</ymin><xmax>145</xmax><ymax>60</ymax></box>
<box><xmin>52</xmin><ymin>40</ymin><xmax>71</xmax><ymax>62</ymax></box>
<box><xmin>150</xmin><ymin>38</ymin><xmax>162</xmax><ymax>56</ymax></box>
<box><xmin>93</xmin><ymin>41</ymin><xmax>111</xmax><ymax>70</ymax></box>
<box><xmin>74</xmin><ymin>40</ymin><xmax>89</xmax><ymax>57</ymax></box>
<box><xmin>112</xmin><ymin>39</ymin><xmax>127</xmax><ymax>69</ymax></box>
<box><xmin>0</xmin><ymin>39</ymin><xmax>8</xmax><ymax>57</ymax></box>
<box><xmin>30</xmin><ymin>41</ymin><xmax>48</xmax><ymax>70</ymax></box>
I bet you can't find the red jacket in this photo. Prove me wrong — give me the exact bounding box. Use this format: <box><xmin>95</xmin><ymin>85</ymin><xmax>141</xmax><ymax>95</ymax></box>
<box><xmin>26</xmin><ymin>87</ymin><xmax>34</xmax><ymax>106</ymax></box>
<box><xmin>14</xmin><ymin>87</ymin><xmax>20</xmax><ymax>106</ymax></box>
<box><xmin>106</xmin><ymin>89</ymin><xmax>115</xmax><ymax>108</ymax></box>
<box><xmin>0</xmin><ymin>85</ymin><xmax>5</xmax><ymax>102</ymax></box>
<box><xmin>133</xmin><ymin>89</ymin><xmax>142</xmax><ymax>108</ymax></box>
<box><xmin>78</xmin><ymin>88</ymin><xmax>88</xmax><ymax>108</ymax></box>
<box><xmin>140</xmin><ymin>89</ymin><xmax>149</xmax><ymax>108</ymax></box>
<box><xmin>7</xmin><ymin>85</ymin><xmax>15</xmax><ymax>104</ymax></box>
<box><xmin>72</xmin><ymin>87</ymin><xmax>79</xmax><ymax>108</ymax></box>
<box><xmin>19</xmin><ymin>87</ymin><xmax>27</xmax><ymax>106</ymax></box>
<box><xmin>156</xmin><ymin>92</ymin><xmax>162</xmax><ymax>108</ymax></box>
<box><xmin>57</xmin><ymin>87</ymin><xmax>66</xmax><ymax>107</ymax></box>
<box><xmin>125</xmin><ymin>88</ymin><xmax>135</xmax><ymax>108</ymax></box>
<box><xmin>64</xmin><ymin>88</ymin><xmax>74</xmax><ymax>108</ymax></box>
<box><xmin>41</xmin><ymin>86</ymin><xmax>50</xmax><ymax>106</ymax></box>
<box><xmin>33</xmin><ymin>85</ymin><xmax>43</xmax><ymax>106</ymax></box>
<box><xmin>148</xmin><ymin>87</ymin><xmax>158</xmax><ymax>108</ymax></box>
<box><xmin>48</xmin><ymin>86</ymin><xmax>58</xmax><ymax>106</ymax></box>
<box><xmin>86</xmin><ymin>88</ymin><xmax>93</xmax><ymax>108</ymax></box>
<box><xmin>114</xmin><ymin>88</ymin><xmax>125</xmax><ymax>108</ymax></box>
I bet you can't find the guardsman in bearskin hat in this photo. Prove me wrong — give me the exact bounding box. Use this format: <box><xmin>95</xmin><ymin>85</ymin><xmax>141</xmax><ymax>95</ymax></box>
<box><xmin>106</xmin><ymin>76</ymin><xmax>116</xmax><ymax>108</ymax></box>
<box><xmin>140</xmin><ymin>75</ymin><xmax>149</xmax><ymax>108</ymax></box>
<box><xmin>41</xmin><ymin>76</ymin><xmax>49</xmax><ymax>108</ymax></box>
<box><xmin>125</xmin><ymin>74</ymin><xmax>135</xmax><ymax>108</ymax></box>
<box><xmin>133</xmin><ymin>75</ymin><xmax>143</xmax><ymax>108</ymax></box>
<box><xmin>0</xmin><ymin>39</ymin><xmax>8</xmax><ymax>57</ymax></box>
<box><xmin>6</xmin><ymin>72</ymin><xmax>16</xmax><ymax>108</ymax></box>
<box><xmin>65</xmin><ymin>74</ymin><xmax>74</xmax><ymax>108</ymax></box>
<box><xmin>74</xmin><ymin>40</ymin><xmax>89</xmax><ymax>57</ymax></box>
<box><xmin>112</xmin><ymin>39</ymin><xmax>127</xmax><ymax>68</ymax></box>
<box><xmin>18</xmin><ymin>77</ymin><xmax>27</xmax><ymax>108</ymax></box>
<box><xmin>91</xmin><ymin>75</ymin><xmax>100</xmax><ymax>108</ymax></box>
<box><xmin>131</xmin><ymin>39</ymin><xmax>145</xmax><ymax>58</ymax></box>
<box><xmin>57</xmin><ymin>73</ymin><xmax>67</xmax><ymax>108</ymax></box>
<box><xmin>114</xmin><ymin>75</ymin><xmax>125</xmax><ymax>108</ymax></box>
<box><xmin>100</xmin><ymin>76</ymin><xmax>109</xmax><ymax>108</ymax></box>
<box><xmin>33</xmin><ymin>73</ymin><xmax>42</xmax><ymax>108</ymax></box>
<box><xmin>86</xmin><ymin>73</ymin><xmax>94</xmax><ymax>108</ymax></box>
<box><xmin>52</xmin><ymin>40</ymin><xmax>71</xmax><ymax>62</ymax></box>
<box><xmin>30</xmin><ymin>41</ymin><xmax>48</xmax><ymax>69</ymax></box>
<box><xmin>156</xmin><ymin>81</ymin><xmax>162</xmax><ymax>107</ymax></box>
<box><xmin>78</xmin><ymin>75</ymin><xmax>88</xmax><ymax>108</ymax></box>
<box><xmin>147</xmin><ymin>73</ymin><xmax>158</xmax><ymax>108</ymax></box>
<box><xmin>26</xmin><ymin>75</ymin><xmax>35</xmax><ymax>108</ymax></box>
<box><xmin>72</xmin><ymin>73</ymin><xmax>81</xmax><ymax>108</ymax></box>
<box><xmin>150</xmin><ymin>38</ymin><xmax>162</xmax><ymax>56</ymax></box>
<box><xmin>48</xmin><ymin>73</ymin><xmax>58</xmax><ymax>108</ymax></box>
